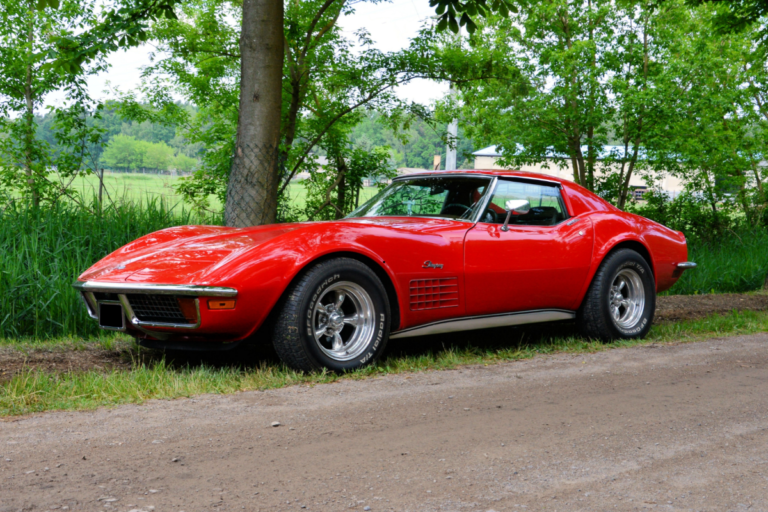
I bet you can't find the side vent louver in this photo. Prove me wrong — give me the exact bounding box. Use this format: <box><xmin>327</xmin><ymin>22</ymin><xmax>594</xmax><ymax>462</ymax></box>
<box><xmin>410</xmin><ymin>278</ymin><xmax>459</xmax><ymax>310</ymax></box>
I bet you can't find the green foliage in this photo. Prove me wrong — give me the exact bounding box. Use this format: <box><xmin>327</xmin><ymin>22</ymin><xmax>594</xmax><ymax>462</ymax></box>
<box><xmin>629</xmin><ymin>190</ymin><xmax>742</xmax><ymax>241</ymax></box>
<box><xmin>430</xmin><ymin>0</ymin><xmax>517</xmax><ymax>34</ymax></box>
<box><xmin>304</xmin><ymin>146</ymin><xmax>396</xmax><ymax>220</ymax></box>
<box><xmin>99</xmin><ymin>135</ymin><xmax>195</xmax><ymax>173</ymax></box>
<box><xmin>0</xmin><ymin>200</ymin><xmax>215</xmax><ymax>339</ymax></box>
<box><xmin>445</xmin><ymin>0</ymin><xmax>768</xmax><ymax>226</ymax></box>
<box><xmin>0</xmin><ymin>0</ymin><xmax>106</xmax><ymax>206</ymax></box>
<box><xmin>126</xmin><ymin>0</ymin><xmax>457</xmax><ymax>216</ymax></box>
<box><xmin>350</xmin><ymin>112</ymin><xmax>475</xmax><ymax>169</ymax></box>
<box><xmin>46</xmin><ymin>0</ymin><xmax>178</xmax><ymax>74</ymax></box>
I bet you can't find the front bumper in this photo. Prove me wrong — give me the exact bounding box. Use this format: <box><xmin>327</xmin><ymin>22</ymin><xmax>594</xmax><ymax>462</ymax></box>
<box><xmin>73</xmin><ymin>281</ymin><xmax>238</xmax><ymax>340</ymax></box>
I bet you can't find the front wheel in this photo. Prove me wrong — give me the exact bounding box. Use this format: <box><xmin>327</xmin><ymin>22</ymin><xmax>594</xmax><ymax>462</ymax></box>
<box><xmin>273</xmin><ymin>258</ymin><xmax>390</xmax><ymax>372</ymax></box>
<box><xmin>578</xmin><ymin>248</ymin><xmax>656</xmax><ymax>340</ymax></box>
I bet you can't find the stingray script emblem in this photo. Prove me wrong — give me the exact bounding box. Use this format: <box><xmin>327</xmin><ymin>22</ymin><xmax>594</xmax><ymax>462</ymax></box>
<box><xmin>422</xmin><ymin>260</ymin><xmax>444</xmax><ymax>269</ymax></box>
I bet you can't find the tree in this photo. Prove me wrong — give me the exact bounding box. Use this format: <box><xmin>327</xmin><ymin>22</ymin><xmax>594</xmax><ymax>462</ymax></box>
<box><xmin>128</xmin><ymin>0</ymin><xmax>457</xmax><ymax>217</ymax></box>
<box><xmin>143</xmin><ymin>141</ymin><xmax>174</xmax><ymax>171</ymax></box>
<box><xmin>0</xmin><ymin>0</ymin><xmax>104</xmax><ymax>207</ymax></box>
<box><xmin>304</xmin><ymin>145</ymin><xmax>396</xmax><ymax>220</ymax></box>
<box><xmin>645</xmin><ymin>3</ymin><xmax>768</xmax><ymax>228</ymax></box>
<box><xmin>450</xmin><ymin>0</ymin><xmax>619</xmax><ymax>191</ymax></box>
<box><xmin>225</xmin><ymin>0</ymin><xmax>518</xmax><ymax>226</ymax></box>
<box><xmin>688</xmin><ymin>0</ymin><xmax>768</xmax><ymax>48</ymax></box>
<box><xmin>101</xmin><ymin>135</ymin><xmax>143</xmax><ymax>171</ymax></box>
<box><xmin>448</xmin><ymin>0</ymin><xmax>735</xmax><ymax>211</ymax></box>
<box><xmin>173</xmin><ymin>153</ymin><xmax>198</xmax><ymax>173</ymax></box>
<box><xmin>51</xmin><ymin>0</ymin><xmax>515</xmax><ymax>224</ymax></box>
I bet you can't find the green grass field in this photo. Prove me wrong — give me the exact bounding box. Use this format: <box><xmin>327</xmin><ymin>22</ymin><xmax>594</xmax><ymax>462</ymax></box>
<box><xmin>66</xmin><ymin>172</ymin><xmax>380</xmax><ymax>212</ymax></box>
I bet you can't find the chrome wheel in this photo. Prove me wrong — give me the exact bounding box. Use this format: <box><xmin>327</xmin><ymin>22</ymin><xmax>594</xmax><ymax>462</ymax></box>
<box><xmin>312</xmin><ymin>281</ymin><xmax>376</xmax><ymax>362</ymax></box>
<box><xmin>609</xmin><ymin>268</ymin><xmax>646</xmax><ymax>330</ymax></box>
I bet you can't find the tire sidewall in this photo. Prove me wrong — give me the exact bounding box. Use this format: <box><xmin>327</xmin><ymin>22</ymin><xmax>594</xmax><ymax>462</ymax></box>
<box><xmin>297</xmin><ymin>262</ymin><xmax>390</xmax><ymax>372</ymax></box>
<box><xmin>602</xmin><ymin>252</ymin><xmax>656</xmax><ymax>338</ymax></box>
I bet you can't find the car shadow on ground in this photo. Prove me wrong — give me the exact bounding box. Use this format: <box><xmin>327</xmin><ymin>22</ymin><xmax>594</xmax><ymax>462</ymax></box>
<box><xmin>141</xmin><ymin>320</ymin><xmax>584</xmax><ymax>372</ymax></box>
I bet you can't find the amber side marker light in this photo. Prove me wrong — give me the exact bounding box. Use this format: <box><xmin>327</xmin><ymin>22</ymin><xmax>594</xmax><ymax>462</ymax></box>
<box><xmin>208</xmin><ymin>299</ymin><xmax>236</xmax><ymax>310</ymax></box>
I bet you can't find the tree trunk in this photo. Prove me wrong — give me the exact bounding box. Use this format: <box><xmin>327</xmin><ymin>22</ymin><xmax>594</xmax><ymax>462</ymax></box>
<box><xmin>225</xmin><ymin>0</ymin><xmax>284</xmax><ymax>227</ymax></box>
<box><xmin>24</xmin><ymin>14</ymin><xmax>38</xmax><ymax>208</ymax></box>
<box><xmin>335</xmin><ymin>155</ymin><xmax>348</xmax><ymax>219</ymax></box>
<box><xmin>617</xmin><ymin>145</ymin><xmax>639</xmax><ymax>210</ymax></box>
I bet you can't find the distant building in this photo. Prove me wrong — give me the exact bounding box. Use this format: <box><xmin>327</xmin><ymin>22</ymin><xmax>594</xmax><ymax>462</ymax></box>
<box><xmin>472</xmin><ymin>145</ymin><xmax>685</xmax><ymax>198</ymax></box>
<box><xmin>293</xmin><ymin>156</ymin><xmax>329</xmax><ymax>181</ymax></box>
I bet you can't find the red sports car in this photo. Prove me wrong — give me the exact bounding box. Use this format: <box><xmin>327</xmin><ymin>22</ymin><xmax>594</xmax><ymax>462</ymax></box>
<box><xmin>74</xmin><ymin>170</ymin><xmax>695</xmax><ymax>371</ymax></box>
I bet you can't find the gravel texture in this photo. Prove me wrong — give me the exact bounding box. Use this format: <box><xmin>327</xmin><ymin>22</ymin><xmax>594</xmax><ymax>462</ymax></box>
<box><xmin>2</xmin><ymin>333</ymin><xmax>768</xmax><ymax>511</ymax></box>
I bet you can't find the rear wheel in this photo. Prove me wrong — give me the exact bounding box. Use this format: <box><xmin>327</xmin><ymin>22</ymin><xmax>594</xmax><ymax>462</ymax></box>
<box><xmin>578</xmin><ymin>248</ymin><xmax>655</xmax><ymax>340</ymax></box>
<box><xmin>273</xmin><ymin>258</ymin><xmax>390</xmax><ymax>372</ymax></box>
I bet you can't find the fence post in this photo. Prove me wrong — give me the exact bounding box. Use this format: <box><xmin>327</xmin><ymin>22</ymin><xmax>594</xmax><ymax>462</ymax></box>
<box><xmin>98</xmin><ymin>167</ymin><xmax>104</xmax><ymax>207</ymax></box>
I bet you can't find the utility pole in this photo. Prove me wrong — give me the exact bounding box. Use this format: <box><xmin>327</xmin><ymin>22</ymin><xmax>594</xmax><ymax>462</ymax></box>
<box><xmin>445</xmin><ymin>113</ymin><xmax>458</xmax><ymax>171</ymax></box>
<box><xmin>445</xmin><ymin>27</ymin><xmax>461</xmax><ymax>171</ymax></box>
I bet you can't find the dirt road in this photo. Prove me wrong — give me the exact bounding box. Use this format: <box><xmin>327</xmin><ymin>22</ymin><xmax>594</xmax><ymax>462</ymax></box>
<box><xmin>2</xmin><ymin>333</ymin><xmax>768</xmax><ymax>512</ymax></box>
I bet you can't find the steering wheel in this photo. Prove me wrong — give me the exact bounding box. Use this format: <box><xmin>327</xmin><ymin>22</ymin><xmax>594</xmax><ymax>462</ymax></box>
<box><xmin>480</xmin><ymin>208</ymin><xmax>498</xmax><ymax>223</ymax></box>
<box><xmin>442</xmin><ymin>203</ymin><xmax>472</xmax><ymax>216</ymax></box>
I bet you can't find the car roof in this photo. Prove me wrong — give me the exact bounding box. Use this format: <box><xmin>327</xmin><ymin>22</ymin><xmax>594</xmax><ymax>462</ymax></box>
<box><xmin>394</xmin><ymin>169</ymin><xmax>618</xmax><ymax>214</ymax></box>
<box><xmin>394</xmin><ymin>169</ymin><xmax>570</xmax><ymax>186</ymax></box>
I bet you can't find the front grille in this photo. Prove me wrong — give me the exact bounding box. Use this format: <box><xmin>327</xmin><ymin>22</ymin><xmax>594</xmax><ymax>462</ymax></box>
<box><xmin>410</xmin><ymin>278</ymin><xmax>459</xmax><ymax>310</ymax></box>
<box><xmin>126</xmin><ymin>294</ymin><xmax>191</xmax><ymax>324</ymax></box>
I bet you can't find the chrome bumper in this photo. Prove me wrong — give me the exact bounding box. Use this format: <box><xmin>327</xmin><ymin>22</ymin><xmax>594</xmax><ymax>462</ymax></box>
<box><xmin>73</xmin><ymin>281</ymin><xmax>238</xmax><ymax>339</ymax></box>
<box><xmin>73</xmin><ymin>281</ymin><xmax>237</xmax><ymax>297</ymax></box>
<box><xmin>676</xmin><ymin>262</ymin><xmax>697</xmax><ymax>269</ymax></box>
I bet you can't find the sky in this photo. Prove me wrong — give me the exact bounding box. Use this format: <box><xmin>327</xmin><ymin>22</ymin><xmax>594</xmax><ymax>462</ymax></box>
<box><xmin>45</xmin><ymin>0</ymin><xmax>449</xmax><ymax>109</ymax></box>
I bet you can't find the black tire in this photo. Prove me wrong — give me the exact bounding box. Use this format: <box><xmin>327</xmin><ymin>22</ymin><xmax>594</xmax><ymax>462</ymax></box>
<box><xmin>578</xmin><ymin>248</ymin><xmax>656</xmax><ymax>341</ymax></box>
<box><xmin>273</xmin><ymin>258</ymin><xmax>391</xmax><ymax>372</ymax></box>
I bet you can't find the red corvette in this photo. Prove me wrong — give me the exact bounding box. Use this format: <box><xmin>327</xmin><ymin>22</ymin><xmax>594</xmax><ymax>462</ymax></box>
<box><xmin>74</xmin><ymin>170</ymin><xmax>695</xmax><ymax>371</ymax></box>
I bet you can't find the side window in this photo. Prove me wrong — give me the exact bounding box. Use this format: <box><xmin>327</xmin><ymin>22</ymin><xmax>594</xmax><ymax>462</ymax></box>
<box><xmin>482</xmin><ymin>179</ymin><xmax>569</xmax><ymax>226</ymax></box>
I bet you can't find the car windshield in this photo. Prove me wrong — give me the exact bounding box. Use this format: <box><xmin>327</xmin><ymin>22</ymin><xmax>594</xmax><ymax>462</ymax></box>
<box><xmin>347</xmin><ymin>176</ymin><xmax>493</xmax><ymax>221</ymax></box>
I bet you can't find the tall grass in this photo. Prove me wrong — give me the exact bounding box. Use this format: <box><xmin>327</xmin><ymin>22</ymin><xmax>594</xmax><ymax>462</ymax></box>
<box><xmin>666</xmin><ymin>228</ymin><xmax>768</xmax><ymax>295</ymax></box>
<box><xmin>1</xmin><ymin>196</ymin><xmax>766</xmax><ymax>340</ymax></box>
<box><xmin>0</xmin><ymin>200</ymin><xmax>217</xmax><ymax>339</ymax></box>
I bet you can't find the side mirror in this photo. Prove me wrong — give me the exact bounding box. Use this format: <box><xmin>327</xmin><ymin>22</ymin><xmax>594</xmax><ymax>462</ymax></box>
<box><xmin>501</xmin><ymin>199</ymin><xmax>531</xmax><ymax>232</ymax></box>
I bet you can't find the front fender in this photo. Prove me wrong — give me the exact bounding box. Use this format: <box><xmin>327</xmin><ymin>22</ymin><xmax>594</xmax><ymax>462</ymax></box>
<box><xmin>205</xmin><ymin>233</ymin><xmax>399</xmax><ymax>341</ymax></box>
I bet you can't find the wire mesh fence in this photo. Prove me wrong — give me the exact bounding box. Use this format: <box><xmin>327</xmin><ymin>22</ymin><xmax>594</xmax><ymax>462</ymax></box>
<box><xmin>224</xmin><ymin>142</ymin><xmax>287</xmax><ymax>227</ymax></box>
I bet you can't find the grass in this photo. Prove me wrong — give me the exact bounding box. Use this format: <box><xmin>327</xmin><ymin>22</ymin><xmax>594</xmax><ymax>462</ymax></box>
<box><xmin>0</xmin><ymin>200</ymin><xmax>216</xmax><ymax>339</ymax></box>
<box><xmin>2</xmin><ymin>309</ymin><xmax>767</xmax><ymax>417</ymax></box>
<box><xmin>665</xmin><ymin>228</ymin><xmax>768</xmax><ymax>295</ymax></box>
<box><xmin>63</xmin><ymin>172</ymin><xmax>380</xmax><ymax>212</ymax></box>
<box><xmin>0</xmin><ymin>181</ymin><xmax>379</xmax><ymax>340</ymax></box>
<box><xmin>66</xmin><ymin>172</ymin><xmax>208</xmax><ymax>207</ymax></box>
<box><xmin>0</xmin><ymin>171</ymin><xmax>765</xmax><ymax>339</ymax></box>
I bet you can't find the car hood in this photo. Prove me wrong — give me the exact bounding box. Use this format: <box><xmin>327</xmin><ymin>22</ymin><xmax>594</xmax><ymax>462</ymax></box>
<box><xmin>79</xmin><ymin>216</ymin><xmax>471</xmax><ymax>285</ymax></box>
<box><xmin>79</xmin><ymin>223</ymin><xmax>305</xmax><ymax>284</ymax></box>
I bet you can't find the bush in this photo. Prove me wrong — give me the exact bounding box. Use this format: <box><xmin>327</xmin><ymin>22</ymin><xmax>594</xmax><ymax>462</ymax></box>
<box><xmin>0</xmin><ymin>200</ymin><xmax>217</xmax><ymax>339</ymax></box>
<box><xmin>629</xmin><ymin>191</ymin><xmax>741</xmax><ymax>242</ymax></box>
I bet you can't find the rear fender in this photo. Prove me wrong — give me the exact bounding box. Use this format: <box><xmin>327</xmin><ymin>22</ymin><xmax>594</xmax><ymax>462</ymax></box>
<box><xmin>573</xmin><ymin>213</ymin><xmax>655</xmax><ymax>308</ymax></box>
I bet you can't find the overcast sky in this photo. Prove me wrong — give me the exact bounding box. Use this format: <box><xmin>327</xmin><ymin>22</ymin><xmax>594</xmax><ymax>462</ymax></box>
<box><xmin>45</xmin><ymin>0</ymin><xmax>449</xmax><ymax>109</ymax></box>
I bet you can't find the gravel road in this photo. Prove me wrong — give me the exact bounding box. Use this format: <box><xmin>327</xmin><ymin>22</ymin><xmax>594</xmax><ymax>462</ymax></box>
<box><xmin>2</xmin><ymin>333</ymin><xmax>768</xmax><ymax>512</ymax></box>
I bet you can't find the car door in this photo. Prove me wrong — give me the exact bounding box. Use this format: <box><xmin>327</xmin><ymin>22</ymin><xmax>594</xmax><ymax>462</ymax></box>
<box><xmin>464</xmin><ymin>178</ymin><xmax>594</xmax><ymax>316</ymax></box>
